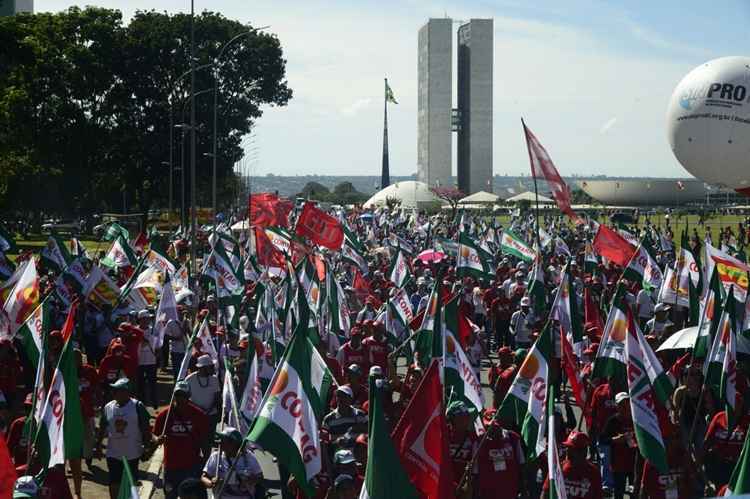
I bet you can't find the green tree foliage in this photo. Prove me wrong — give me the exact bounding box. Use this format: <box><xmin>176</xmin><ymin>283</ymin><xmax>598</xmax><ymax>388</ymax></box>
<box><xmin>297</xmin><ymin>181</ymin><xmax>368</xmax><ymax>205</ymax></box>
<box><xmin>0</xmin><ymin>8</ymin><xmax>292</xmax><ymax>217</ymax></box>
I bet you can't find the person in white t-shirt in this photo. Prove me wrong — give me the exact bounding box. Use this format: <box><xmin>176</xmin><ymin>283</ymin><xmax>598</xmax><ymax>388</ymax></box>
<box><xmin>185</xmin><ymin>354</ymin><xmax>220</xmax><ymax>432</ymax></box>
<box><xmin>202</xmin><ymin>427</ymin><xmax>263</xmax><ymax>499</ymax></box>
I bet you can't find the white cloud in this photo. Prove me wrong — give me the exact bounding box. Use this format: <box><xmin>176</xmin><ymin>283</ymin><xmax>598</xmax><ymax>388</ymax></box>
<box><xmin>340</xmin><ymin>98</ymin><xmax>374</xmax><ymax>116</ymax></box>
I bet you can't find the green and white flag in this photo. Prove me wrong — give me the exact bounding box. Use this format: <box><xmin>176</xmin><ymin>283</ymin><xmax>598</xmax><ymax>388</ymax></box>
<box><xmin>623</xmin><ymin>241</ymin><xmax>663</xmax><ymax>291</ymax></box>
<box><xmin>342</xmin><ymin>238</ymin><xmax>369</xmax><ymax>276</ymax></box>
<box><xmin>117</xmin><ymin>457</ymin><xmax>139</xmax><ymax>499</ymax></box>
<box><xmin>501</xmin><ymin>230</ymin><xmax>536</xmax><ymax>263</ymax></box>
<box><xmin>727</xmin><ymin>424</ymin><xmax>750</xmax><ymax>495</ymax></box>
<box><xmin>499</xmin><ymin>322</ymin><xmax>553</xmax><ymax>459</ymax></box>
<box><xmin>705</xmin><ymin>289</ymin><xmax>739</xmax><ymax>428</ymax></box>
<box><xmin>104</xmin><ymin>222</ymin><xmax>130</xmax><ymax>242</ymax></box>
<box><xmin>359</xmin><ymin>377</ymin><xmax>418</xmax><ymax>499</ymax></box>
<box><xmin>592</xmin><ymin>292</ymin><xmax>628</xmax><ymax>380</ymax></box>
<box><xmin>387</xmin><ymin>287</ymin><xmax>414</xmax><ymax>330</ymax></box>
<box><xmin>388</xmin><ymin>250</ymin><xmax>411</xmax><ymax>288</ymax></box>
<box><xmin>694</xmin><ymin>268</ymin><xmax>722</xmax><ymax>358</ymax></box>
<box><xmin>385</xmin><ymin>80</ymin><xmax>398</xmax><ymax>105</ymax></box>
<box><xmin>527</xmin><ymin>258</ymin><xmax>547</xmax><ymax>315</ymax></box>
<box><xmin>17</xmin><ymin>299</ymin><xmax>50</xmax><ymax>368</ymax></box>
<box><xmin>102</xmin><ymin>235</ymin><xmax>138</xmax><ymax>269</ymax></box>
<box><xmin>326</xmin><ymin>270</ymin><xmax>351</xmax><ymax>337</ymax></box>
<box><xmin>444</xmin><ymin>329</ymin><xmax>483</xmax><ymax>418</ymax></box>
<box><xmin>34</xmin><ymin>303</ymin><xmax>84</xmax><ymax>466</ymax></box>
<box><xmin>248</xmin><ymin>324</ymin><xmax>334</xmax><ymax>497</ymax></box>
<box><xmin>40</xmin><ymin>234</ymin><xmax>72</xmax><ymax>273</ymax></box>
<box><xmin>203</xmin><ymin>243</ymin><xmax>244</xmax><ymax>299</ymax></box>
<box><xmin>457</xmin><ymin>232</ymin><xmax>492</xmax><ymax>279</ymax></box>
<box><xmin>624</xmin><ymin>310</ymin><xmax>668</xmax><ymax>473</ymax></box>
<box><xmin>547</xmin><ymin>383</ymin><xmax>567</xmax><ymax>499</ymax></box>
<box><xmin>413</xmin><ymin>281</ymin><xmax>442</xmax><ymax>365</ymax></box>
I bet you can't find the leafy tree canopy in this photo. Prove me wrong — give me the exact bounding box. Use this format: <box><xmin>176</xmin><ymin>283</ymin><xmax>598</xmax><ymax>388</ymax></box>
<box><xmin>0</xmin><ymin>7</ymin><xmax>292</xmax><ymax>218</ymax></box>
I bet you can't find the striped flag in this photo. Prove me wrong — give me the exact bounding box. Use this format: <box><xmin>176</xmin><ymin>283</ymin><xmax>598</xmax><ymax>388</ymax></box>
<box><xmin>624</xmin><ymin>310</ymin><xmax>667</xmax><ymax>473</ymax></box>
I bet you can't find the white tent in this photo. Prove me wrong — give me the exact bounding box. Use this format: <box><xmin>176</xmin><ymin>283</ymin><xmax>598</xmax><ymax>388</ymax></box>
<box><xmin>505</xmin><ymin>191</ymin><xmax>554</xmax><ymax>204</ymax></box>
<box><xmin>363</xmin><ymin>181</ymin><xmax>440</xmax><ymax>210</ymax></box>
<box><xmin>458</xmin><ymin>191</ymin><xmax>501</xmax><ymax>204</ymax></box>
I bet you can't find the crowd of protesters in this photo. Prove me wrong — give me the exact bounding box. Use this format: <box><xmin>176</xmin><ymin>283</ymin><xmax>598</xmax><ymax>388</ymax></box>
<box><xmin>0</xmin><ymin>203</ymin><xmax>749</xmax><ymax>499</ymax></box>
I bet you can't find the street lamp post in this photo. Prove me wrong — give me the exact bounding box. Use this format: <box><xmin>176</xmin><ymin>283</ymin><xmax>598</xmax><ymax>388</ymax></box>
<box><xmin>211</xmin><ymin>28</ymin><xmax>267</xmax><ymax>224</ymax></box>
<box><xmin>190</xmin><ymin>0</ymin><xmax>197</xmax><ymax>273</ymax></box>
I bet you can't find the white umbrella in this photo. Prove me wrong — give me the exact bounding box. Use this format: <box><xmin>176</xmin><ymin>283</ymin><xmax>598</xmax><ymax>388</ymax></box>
<box><xmin>656</xmin><ymin>326</ymin><xmax>697</xmax><ymax>351</ymax></box>
<box><xmin>658</xmin><ymin>325</ymin><xmax>750</xmax><ymax>354</ymax></box>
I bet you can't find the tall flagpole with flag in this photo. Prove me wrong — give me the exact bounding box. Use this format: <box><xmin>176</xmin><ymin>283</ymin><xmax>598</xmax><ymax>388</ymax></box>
<box><xmin>382</xmin><ymin>78</ymin><xmax>397</xmax><ymax>189</ymax></box>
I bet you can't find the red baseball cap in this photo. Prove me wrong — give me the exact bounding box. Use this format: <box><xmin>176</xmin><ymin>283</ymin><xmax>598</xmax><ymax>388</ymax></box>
<box><xmin>562</xmin><ymin>431</ymin><xmax>590</xmax><ymax>450</ymax></box>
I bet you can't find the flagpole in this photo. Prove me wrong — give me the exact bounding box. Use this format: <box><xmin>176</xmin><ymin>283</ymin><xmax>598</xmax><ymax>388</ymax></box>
<box><xmin>381</xmin><ymin>78</ymin><xmax>390</xmax><ymax>190</ymax></box>
<box><xmin>522</xmin><ymin>119</ymin><xmax>542</xmax><ymax>251</ymax></box>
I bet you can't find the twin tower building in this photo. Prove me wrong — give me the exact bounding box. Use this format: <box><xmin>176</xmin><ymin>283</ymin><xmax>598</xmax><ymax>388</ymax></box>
<box><xmin>417</xmin><ymin>18</ymin><xmax>493</xmax><ymax>195</ymax></box>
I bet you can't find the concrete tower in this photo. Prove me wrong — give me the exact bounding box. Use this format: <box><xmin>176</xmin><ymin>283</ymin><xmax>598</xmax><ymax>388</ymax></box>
<box><xmin>457</xmin><ymin>19</ymin><xmax>493</xmax><ymax>195</ymax></box>
<box><xmin>417</xmin><ymin>18</ymin><xmax>453</xmax><ymax>189</ymax></box>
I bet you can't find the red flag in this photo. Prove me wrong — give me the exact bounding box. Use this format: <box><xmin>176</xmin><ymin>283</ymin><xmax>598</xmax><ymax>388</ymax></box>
<box><xmin>353</xmin><ymin>270</ymin><xmax>371</xmax><ymax>296</ymax></box>
<box><xmin>254</xmin><ymin>227</ymin><xmax>285</xmax><ymax>268</ymax></box>
<box><xmin>248</xmin><ymin>193</ymin><xmax>278</xmax><ymax>227</ymax></box>
<box><xmin>391</xmin><ymin>359</ymin><xmax>454</xmax><ymax>499</ymax></box>
<box><xmin>592</xmin><ymin>224</ymin><xmax>636</xmax><ymax>267</ymax></box>
<box><xmin>0</xmin><ymin>432</ymin><xmax>15</xmax><ymax>499</ymax></box>
<box><xmin>522</xmin><ymin>121</ymin><xmax>580</xmax><ymax>222</ymax></box>
<box><xmin>295</xmin><ymin>203</ymin><xmax>344</xmax><ymax>250</ymax></box>
<box><xmin>61</xmin><ymin>300</ymin><xmax>79</xmax><ymax>343</ymax></box>
<box><xmin>130</xmin><ymin>232</ymin><xmax>148</xmax><ymax>252</ymax></box>
<box><xmin>457</xmin><ymin>300</ymin><xmax>474</xmax><ymax>348</ymax></box>
<box><xmin>560</xmin><ymin>326</ymin><xmax>586</xmax><ymax>408</ymax></box>
<box><xmin>273</xmin><ymin>199</ymin><xmax>294</xmax><ymax>228</ymax></box>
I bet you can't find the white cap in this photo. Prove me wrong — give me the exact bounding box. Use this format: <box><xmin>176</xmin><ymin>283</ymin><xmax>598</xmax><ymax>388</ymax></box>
<box><xmin>615</xmin><ymin>392</ymin><xmax>630</xmax><ymax>405</ymax></box>
<box><xmin>369</xmin><ymin>366</ymin><xmax>383</xmax><ymax>377</ymax></box>
<box><xmin>196</xmin><ymin>354</ymin><xmax>213</xmax><ymax>368</ymax></box>
<box><xmin>520</xmin><ymin>297</ymin><xmax>531</xmax><ymax>307</ymax></box>
<box><xmin>336</xmin><ymin>385</ymin><xmax>354</xmax><ymax>398</ymax></box>
<box><xmin>137</xmin><ymin>309</ymin><xmax>153</xmax><ymax>320</ymax></box>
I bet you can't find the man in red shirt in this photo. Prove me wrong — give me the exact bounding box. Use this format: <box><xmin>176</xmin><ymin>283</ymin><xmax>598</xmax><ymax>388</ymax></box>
<box><xmin>98</xmin><ymin>342</ymin><xmax>134</xmax><ymax>399</ymax></box>
<box><xmin>116</xmin><ymin>321</ymin><xmax>143</xmax><ymax>378</ymax></box>
<box><xmin>703</xmin><ymin>394</ymin><xmax>750</xmax><ymax>489</ymax></box>
<box><xmin>336</xmin><ymin>327</ymin><xmax>368</xmax><ymax>377</ymax></box>
<box><xmin>589</xmin><ymin>380</ymin><xmax>619</xmax><ymax>491</ymax></box>
<box><xmin>447</xmin><ymin>401</ymin><xmax>479</xmax><ymax>488</ymax></box>
<box><xmin>476</xmin><ymin>420</ymin><xmax>525</xmax><ymax>498</ymax></box>
<box><xmin>6</xmin><ymin>394</ymin><xmax>33</xmax><ymax>471</ymax></box>
<box><xmin>75</xmin><ymin>349</ymin><xmax>100</xmax><ymax>468</ymax></box>
<box><xmin>154</xmin><ymin>381</ymin><xmax>209</xmax><ymax>499</ymax></box>
<box><xmin>543</xmin><ymin>431</ymin><xmax>602</xmax><ymax>499</ymax></box>
<box><xmin>600</xmin><ymin>392</ymin><xmax>637</xmax><ymax>499</ymax></box>
<box><xmin>490</xmin><ymin>290</ymin><xmax>513</xmax><ymax>348</ymax></box>
<box><xmin>361</xmin><ymin>323</ymin><xmax>391</xmax><ymax>374</ymax></box>
<box><xmin>640</xmin><ymin>423</ymin><xmax>699</xmax><ymax>499</ymax></box>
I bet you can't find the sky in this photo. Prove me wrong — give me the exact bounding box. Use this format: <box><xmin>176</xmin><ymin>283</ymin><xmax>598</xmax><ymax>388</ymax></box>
<box><xmin>36</xmin><ymin>0</ymin><xmax>750</xmax><ymax>179</ymax></box>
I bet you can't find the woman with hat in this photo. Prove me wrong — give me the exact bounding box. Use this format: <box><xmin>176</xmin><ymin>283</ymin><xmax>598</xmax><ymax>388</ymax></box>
<box><xmin>201</xmin><ymin>427</ymin><xmax>263</xmax><ymax>498</ymax></box>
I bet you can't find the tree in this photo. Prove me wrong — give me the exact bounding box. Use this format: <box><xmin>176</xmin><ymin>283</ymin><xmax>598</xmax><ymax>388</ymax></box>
<box><xmin>0</xmin><ymin>7</ymin><xmax>292</xmax><ymax>218</ymax></box>
<box><xmin>430</xmin><ymin>186</ymin><xmax>465</xmax><ymax>221</ymax></box>
<box><xmin>298</xmin><ymin>182</ymin><xmax>329</xmax><ymax>199</ymax></box>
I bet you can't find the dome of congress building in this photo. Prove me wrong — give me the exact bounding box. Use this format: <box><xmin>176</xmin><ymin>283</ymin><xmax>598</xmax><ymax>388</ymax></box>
<box><xmin>363</xmin><ymin>181</ymin><xmax>441</xmax><ymax>210</ymax></box>
<box><xmin>578</xmin><ymin>179</ymin><xmax>707</xmax><ymax>205</ymax></box>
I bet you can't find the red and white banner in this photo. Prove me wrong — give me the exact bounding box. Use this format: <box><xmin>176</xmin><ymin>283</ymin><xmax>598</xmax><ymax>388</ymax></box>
<box><xmin>295</xmin><ymin>203</ymin><xmax>344</xmax><ymax>250</ymax></box>
<box><xmin>522</xmin><ymin>121</ymin><xmax>580</xmax><ymax>222</ymax></box>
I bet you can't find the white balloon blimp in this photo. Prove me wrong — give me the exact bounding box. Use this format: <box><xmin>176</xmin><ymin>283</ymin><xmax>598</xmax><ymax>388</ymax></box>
<box><xmin>666</xmin><ymin>56</ymin><xmax>750</xmax><ymax>195</ymax></box>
